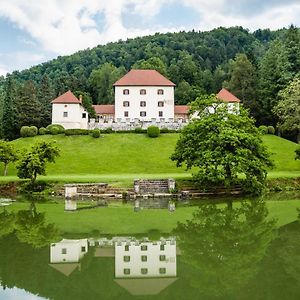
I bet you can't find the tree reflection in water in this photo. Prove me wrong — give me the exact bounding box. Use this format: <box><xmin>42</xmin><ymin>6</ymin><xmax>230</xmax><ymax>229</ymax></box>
<box><xmin>174</xmin><ymin>199</ymin><xmax>278</xmax><ymax>297</ymax></box>
<box><xmin>0</xmin><ymin>202</ymin><xmax>60</xmax><ymax>248</ymax></box>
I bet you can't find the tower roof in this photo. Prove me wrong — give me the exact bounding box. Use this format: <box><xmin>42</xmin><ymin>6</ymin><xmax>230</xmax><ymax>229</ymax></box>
<box><xmin>51</xmin><ymin>90</ymin><xmax>81</xmax><ymax>104</ymax></box>
<box><xmin>217</xmin><ymin>88</ymin><xmax>241</xmax><ymax>103</ymax></box>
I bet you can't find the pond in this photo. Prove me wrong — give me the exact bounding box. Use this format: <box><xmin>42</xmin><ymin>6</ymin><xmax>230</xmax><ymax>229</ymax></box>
<box><xmin>0</xmin><ymin>192</ymin><xmax>300</xmax><ymax>300</ymax></box>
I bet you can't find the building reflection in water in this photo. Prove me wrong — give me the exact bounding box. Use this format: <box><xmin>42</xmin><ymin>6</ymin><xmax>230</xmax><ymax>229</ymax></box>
<box><xmin>50</xmin><ymin>236</ymin><xmax>178</xmax><ymax>295</ymax></box>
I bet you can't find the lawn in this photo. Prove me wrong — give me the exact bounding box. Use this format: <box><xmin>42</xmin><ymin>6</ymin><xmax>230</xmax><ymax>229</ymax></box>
<box><xmin>0</xmin><ymin>133</ymin><xmax>299</xmax><ymax>185</ymax></box>
<box><xmin>5</xmin><ymin>197</ymin><xmax>300</xmax><ymax>234</ymax></box>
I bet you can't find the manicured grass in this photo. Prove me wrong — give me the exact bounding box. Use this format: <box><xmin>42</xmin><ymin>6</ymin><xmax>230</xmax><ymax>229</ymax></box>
<box><xmin>5</xmin><ymin>198</ymin><xmax>300</xmax><ymax>234</ymax></box>
<box><xmin>0</xmin><ymin>133</ymin><xmax>298</xmax><ymax>184</ymax></box>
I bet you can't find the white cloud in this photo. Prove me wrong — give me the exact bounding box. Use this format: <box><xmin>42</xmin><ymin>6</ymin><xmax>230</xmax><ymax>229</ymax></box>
<box><xmin>0</xmin><ymin>65</ymin><xmax>8</xmax><ymax>76</ymax></box>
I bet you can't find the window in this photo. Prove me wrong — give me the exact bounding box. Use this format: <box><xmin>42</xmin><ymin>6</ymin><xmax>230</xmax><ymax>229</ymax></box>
<box><xmin>141</xmin><ymin>255</ymin><xmax>147</xmax><ymax>262</ymax></box>
<box><xmin>140</xmin><ymin>89</ymin><xmax>146</xmax><ymax>95</ymax></box>
<box><xmin>158</xmin><ymin>101</ymin><xmax>164</xmax><ymax>107</ymax></box>
<box><xmin>123</xmin><ymin>101</ymin><xmax>130</xmax><ymax>107</ymax></box>
<box><xmin>140</xmin><ymin>111</ymin><xmax>146</xmax><ymax>117</ymax></box>
<box><xmin>141</xmin><ymin>245</ymin><xmax>148</xmax><ymax>251</ymax></box>
<box><xmin>140</xmin><ymin>101</ymin><xmax>146</xmax><ymax>107</ymax></box>
<box><xmin>157</xmin><ymin>89</ymin><xmax>164</xmax><ymax>95</ymax></box>
<box><xmin>81</xmin><ymin>246</ymin><xmax>86</xmax><ymax>252</ymax></box>
<box><xmin>82</xmin><ymin>113</ymin><xmax>86</xmax><ymax>119</ymax></box>
<box><xmin>61</xmin><ymin>248</ymin><xmax>67</xmax><ymax>254</ymax></box>
<box><xmin>141</xmin><ymin>268</ymin><xmax>148</xmax><ymax>275</ymax></box>
<box><xmin>160</xmin><ymin>244</ymin><xmax>165</xmax><ymax>251</ymax></box>
<box><xmin>124</xmin><ymin>256</ymin><xmax>130</xmax><ymax>262</ymax></box>
<box><xmin>125</xmin><ymin>245</ymin><xmax>129</xmax><ymax>251</ymax></box>
<box><xmin>159</xmin><ymin>111</ymin><xmax>163</xmax><ymax>117</ymax></box>
<box><xmin>63</xmin><ymin>112</ymin><xmax>68</xmax><ymax>118</ymax></box>
<box><xmin>124</xmin><ymin>111</ymin><xmax>129</xmax><ymax>117</ymax></box>
<box><xmin>123</xmin><ymin>89</ymin><xmax>129</xmax><ymax>95</ymax></box>
<box><xmin>159</xmin><ymin>255</ymin><xmax>166</xmax><ymax>261</ymax></box>
<box><xmin>123</xmin><ymin>268</ymin><xmax>130</xmax><ymax>275</ymax></box>
<box><xmin>159</xmin><ymin>268</ymin><xmax>166</xmax><ymax>274</ymax></box>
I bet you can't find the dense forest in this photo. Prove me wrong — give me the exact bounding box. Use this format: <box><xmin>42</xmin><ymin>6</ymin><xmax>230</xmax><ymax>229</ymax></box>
<box><xmin>0</xmin><ymin>26</ymin><xmax>299</xmax><ymax>141</ymax></box>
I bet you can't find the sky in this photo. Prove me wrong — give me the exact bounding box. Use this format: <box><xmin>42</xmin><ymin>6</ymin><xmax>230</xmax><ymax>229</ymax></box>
<box><xmin>0</xmin><ymin>0</ymin><xmax>300</xmax><ymax>76</ymax></box>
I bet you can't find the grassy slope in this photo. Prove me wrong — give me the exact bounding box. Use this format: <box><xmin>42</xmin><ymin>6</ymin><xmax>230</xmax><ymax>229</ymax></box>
<box><xmin>0</xmin><ymin>133</ymin><xmax>299</xmax><ymax>183</ymax></box>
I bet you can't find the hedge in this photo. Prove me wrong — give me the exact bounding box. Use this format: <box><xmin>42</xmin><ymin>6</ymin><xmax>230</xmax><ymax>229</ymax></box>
<box><xmin>65</xmin><ymin>129</ymin><xmax>90</xmax><ymax>136</ymax></box>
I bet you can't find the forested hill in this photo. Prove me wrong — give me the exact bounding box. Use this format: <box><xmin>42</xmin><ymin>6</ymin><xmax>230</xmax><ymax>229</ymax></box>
<box><xmin>1</xmin><ymin>26</ymin><xmax>300</xmax><ymax>140</ymax></box>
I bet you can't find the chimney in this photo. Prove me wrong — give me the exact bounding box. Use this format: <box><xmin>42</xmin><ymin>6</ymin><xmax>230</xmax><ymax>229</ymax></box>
<box><xmin>79</xmin><ymin>95</ymin><xmax>83</xmax><ymax>103</ymax></box>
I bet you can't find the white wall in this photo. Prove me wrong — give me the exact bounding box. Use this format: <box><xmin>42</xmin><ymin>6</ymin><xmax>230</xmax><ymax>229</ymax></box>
<box><xmin>115</xmin><ymin>239</ymin><xmax>177</xmax><ymax>278</ymax></box>
<box><xmin>50</xmin><ymin>239</ymin><xmax>88</xmax><ymax>263</ymax></box>
<box><xmin>115</xmin><ymin>86</ymin><xmax>174</xmax><ymax>121</ymax></box>
<box><xmin>52</xmin><ymin>103</ymin><xmax>88</xmax><ymax>129</ymax></box>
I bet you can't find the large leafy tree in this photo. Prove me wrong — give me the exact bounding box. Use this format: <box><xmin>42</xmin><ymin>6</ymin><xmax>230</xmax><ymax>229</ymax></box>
<box><xmin>174</xmin><ymin>200</ymin><xmax>277</xmax><ymax>297</ymax></box>
<box><xmin>0</xmin><ymin>140</ymin><xmax>18</xmax><ymax>176</ymax></box>
<box><xmin>2</xmin><ymin>76</ymin><xmax>19</xmax><ymax>140</ymax></box>
<box><xmin>17</xmin><ymin>141</ymin><xmax>60</xmax><ymax>184</ymax></box>
<box><xmin>171</xmin><ymin>95</ymin><xmax>273</xmax><ymax>194</ymax></box>
<box><xmin>273</xmin><ymin>77</ymin><xmax>300</xmax><ymax>143</ymax></box>
<box><xmin>132</xmin><ymin>57</ymin><xmax>168</xmax><ymax>76</ymax></box>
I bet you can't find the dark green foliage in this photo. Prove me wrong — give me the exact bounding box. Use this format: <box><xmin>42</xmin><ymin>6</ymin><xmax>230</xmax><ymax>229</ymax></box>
<box><xmin>74</xmin><ymin>91</ymin><xmax>96</xmax><ymax>118</ymax></box>
<box><xmin>39</xmin><ymin>127</ymin><xmax>47</xmax><ymax>135</ymax></box>
<box><xmin>296</xmin><ymin>147</ymin><xmax>300</xmax><ymax>160</ymax></box>
<box><xmin>102</xmin><ymin>127</ymin><xmax>113</xmax><ymax>134</ymax></box>
<box><xmin>160</xmin><ymin>128</ymin><xmax>169</xmax><ymax>133</ymax></box>
<box><xmin>2</xmin><ymin>76</ymin><xmax>19</xmax><ymax>140</ymax></box>
<box><xmin>172</xmin><ymin>95</ymin><xmax>273</xmax><ymax>195</ymax></box>
<box><xmin>46</xmin><ymin>124</ymin><xmax>65</xmax><ymax>135</ymax></box>
<box><xmin>258</xmin><ymin>125</ymin><xmax>268</xmax><ymax>134</ymax></box>
<box><xmin>267</xmin><ymin>126</ymin><xmax>275</xmax><ymax>135</ymax></box>
<box><xmin>132</xmin><ymin>57</ymin><xmax>168</xmax><ymax>76</ymax></box>
<box><xmin>17</xmin><ymin>81</ymin><xmax>42</xmax><ymax>128</ymax></box>
<box><xmin>65</xmin><ymin>129</ymin><xmax>90</xmax><ymax>136</ymax></box>
<box><xmin>147</xmin><ymin>126</ymin><xmax>160</xmax><ymax>138</ymax></box>
<box><xmin>91</xmin><ymin>128</ymin><xmax>101</xmax><ymax>138</ymax></box>
<box><xmin>134</xmin><ymin>127</ymin><xmax>146</xmax><ymax>134</ymax></box>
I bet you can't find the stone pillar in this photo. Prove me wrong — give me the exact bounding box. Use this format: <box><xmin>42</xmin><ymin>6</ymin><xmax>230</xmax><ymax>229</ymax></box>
<box><xmin>65</xmin><ymin>199</ymin><xmax>77</xmax><ymax>211</ymax></box>
<box><xmin>134</xmin><ymin>180</ymin><xmax>140</xmax><ymax>194</ymax></box>
<box><xmin>168</xmin><ymin>178</ymin><xmax>175</xmax><ymax>191</ymax></box>
<box><xmin>65</xmin><ymin>185</ymin><xmax>77</xmax><ymax>199</ymax></box>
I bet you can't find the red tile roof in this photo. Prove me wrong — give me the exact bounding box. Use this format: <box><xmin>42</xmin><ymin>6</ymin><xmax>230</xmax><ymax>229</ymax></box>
<box><xmin>51</xmin><ymin>90</ymin><xmax>81</xmax><ymax>104</ymax></box>
<box><xmin>93</xmin><ymin>105</ymin><xmax>115</xmax><ymax>114</ymax></box>
<box><xmin>217</xmin><ymin>88</ymin><xmax>241</xmax><ymax>103</ymax></box>
<box><xmin>113</xmin><ymin>70</ymin><xmax>176</xmax><ymax>87</ymax></box>
<box><xmin>174</xmin><ymin>105</ymin><xmax>190</xmax><ymax>114</ymax></box>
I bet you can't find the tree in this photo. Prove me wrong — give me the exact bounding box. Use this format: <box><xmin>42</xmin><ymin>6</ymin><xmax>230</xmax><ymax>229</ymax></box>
<box><xmin>295</xmin><ymin>147</ymin><xmax>300</xmax><ymax>160</ymax></box>
<box><xmin>38</xmin><ymin>74</ymin><xmax>55</xmax><ymax>127</ymax></box>
<box><xmin>226</xmin><ymin>53</ymin><xmax>259</xmax><ymax>117</ymax></box>
<box><xmin>89</xmin><ymin>63</ymin><xmax>125</xmax><ymax>104</ymax></box>
<box><xmin>174</xmin><ymin>200</ymin><xmax>277</xmax><ymax>297</ymax></box>
<box><xmin>0</xmin><ymin>140</ymin><xmax>18</xmax><ymax>176</ymax></box>
<box><xmin>171</xmin><ymin>95</ymin><xmax>273</xmax><ymax>194</ymax></box>
<box><xmin>257</xmin><ymin>39</ymin><xmax>291</xmax><ymax>125</ymax></box>
<box><xmin>132</xmin><ymin>57</ymin><xmax>168</xmax><ymax>76</ymax></box>
<box><xmin>17</xmin><ymin>80</ymin><xmax>42</xmax><ymax>127</ymax></box>
<box><xmin>17</xmin><ymin>141</ymin><xmax>60</xmax><ymax>184</ymax></box>
<box><xmin>273</xmin><ymin>77</ymin><xmax>300</xmax><ymax>143</ymax></box>
<box><xmin>2</xmin><ymin>76</ymin><xmax>19</xmax><ymax>140</ymax></box>
<box><xmin>74</xmin><ymin>91</ymin><xmax>96</xmax><ymax>118</ymax></box>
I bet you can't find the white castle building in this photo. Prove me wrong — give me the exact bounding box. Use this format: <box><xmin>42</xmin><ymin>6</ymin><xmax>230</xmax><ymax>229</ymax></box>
<box><xmin>51</xmin><ymin>70</ymin><xmax>240</xmax><ymax>130</ymax></box>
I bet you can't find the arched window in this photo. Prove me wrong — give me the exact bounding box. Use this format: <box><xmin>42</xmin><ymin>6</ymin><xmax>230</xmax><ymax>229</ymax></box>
<box><xmin>123</xmin><ymin>89</ymin><xmax>129</xmax><ymax>95</ymax></box>
<box><xmin>140</xmin><ymin>89</ymin><xmax>146</xmax><ymax>95</ymax></box>
<box><xmin>157</xmin><ymin>89</ymin><xmax>164</xmax><ymax>95</ymax></box>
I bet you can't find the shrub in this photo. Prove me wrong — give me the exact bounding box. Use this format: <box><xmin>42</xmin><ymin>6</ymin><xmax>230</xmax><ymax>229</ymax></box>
<box><xmin>65</xmin><ymin>129</ymin><xmax>90</xmax><ymax>136</ymax></box>
<box><xmin>258</xmin><ymin>125</ymin><xmax>268</xmax><ymax>135</ymax></box>
<box><xmin>134</xmin><ymin>127</ymin><xmax>146</xmax><ymax>134</ymax></box>
<box><xmin>92</xmin><ymin>128</ymin><xmax>101</xmax><ymax>138</ymax></box>
<box><xmin>20</xmin><ymin>126</ymin><xmax>30</xmax><ymax>137</ymax></box>
<box><xmin>46</xmin><ymin>124</ymin><xmax>65</xmax><ymax>135</ymax></box>
<box><xmin>102</xmin><ymin>127</ymin><xmax>113</xmax><ymax>134</ymax></box>
<box><xmin>267</xmin><ymin>126</ymin><xmax>275</xmax><ymax>135</ymax></box>
<box><xmin>20</xmin><ymin>126</ymin><xmax>38</xmax><ymax>137</ymax></box>
<box><xmin>160</xmin><ymin>128</ymin><xmax>169</xmax><ymax>133</ymax></box>
<box><xmin>39</xmin><ymin>127</ymin><xmax>47</xmax><ymax>135</ymax></box>
<box><xmin>147</xmin><ymin>126</ymin><xmax>160</xmax><ymax>138</ymax></box>
<box><xmin>28</xmin><ymin>126</ymin><xmax>38</xmax><ymax>137</ymax></box>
